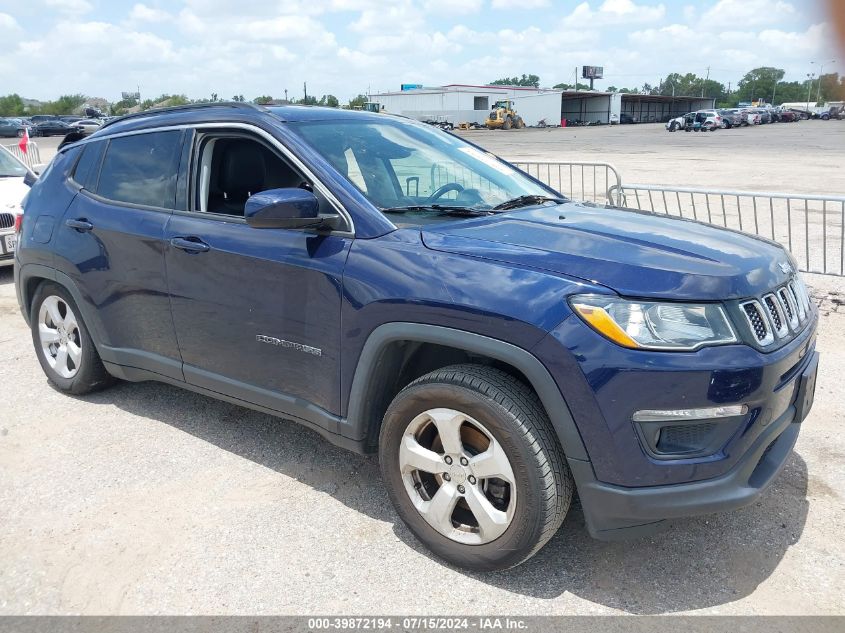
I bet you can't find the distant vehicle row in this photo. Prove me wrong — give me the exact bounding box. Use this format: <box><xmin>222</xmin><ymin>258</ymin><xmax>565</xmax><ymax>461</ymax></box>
<box><xmin>0</xmin><ymin>114</ymin><xmax>106</xmax><ymax>138</ymax></box>
<box><xmin>664</xmin><ymin>105</ymin><xmax>842</xmax><ymax>132</ymax></box>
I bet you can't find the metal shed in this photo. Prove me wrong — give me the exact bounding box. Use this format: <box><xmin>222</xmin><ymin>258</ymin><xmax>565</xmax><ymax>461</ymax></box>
<box><xmin>369</xmin><ymin>85</ymin><xmax>563</xmax><ymax>127</ymax></box>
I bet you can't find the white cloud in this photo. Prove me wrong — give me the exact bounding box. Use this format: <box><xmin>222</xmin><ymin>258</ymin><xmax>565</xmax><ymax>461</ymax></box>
<box><xmin>492</xmin><ymin>0</ymin><xmax>548</xmax><ymax>7</ymax></box>
<box><xmin>425</xmin><ymin>0</ymin><xmax>482</xmax><ymax>13</ymax></box>
<box><xmin>128</xmin><ymin>4</ymin><xmax>171</xmax><ymax>23</ymax></box>
<box><xmin>562</xmin><ymin>0</ymin><xmax>665</xmax><ymax>27</ymax></box>
<box><xmin>44</xmin><ymin>0</ymin><xmax>93</xmax><ymax>12</ymax></box>
<box><xmin>0</xmin><ymin>12</ymin><xmax>21</xmax><ymax>30</ymax></box>
<box><xmin>708</xmin><ymin>0</ymin><xmax>795</xmax><ymax>27</ymax></box>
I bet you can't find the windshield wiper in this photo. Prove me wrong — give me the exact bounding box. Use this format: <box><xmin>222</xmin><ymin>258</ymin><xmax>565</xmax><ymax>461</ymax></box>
<box><xmin>492</xmin><ymin>195</ymin><xmax>567</xmax><ymax>210</ymax></box>
<box><xmin>381</xmin><ymin>204</ymin><xmax>496</xmax><ymax>217</ymax></box>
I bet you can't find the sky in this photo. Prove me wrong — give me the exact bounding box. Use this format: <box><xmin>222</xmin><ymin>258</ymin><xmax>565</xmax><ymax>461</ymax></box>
<box><xmin>0</xmin><ymin>0</ymin><xmax>841</xmax><ymax>103</ymax></box>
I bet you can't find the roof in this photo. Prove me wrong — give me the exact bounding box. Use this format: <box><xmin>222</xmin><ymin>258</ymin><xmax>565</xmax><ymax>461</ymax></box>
<box><xmin>90</xmin><ymin>102</ymin><xmax>383</xmax><ymax>138</ymax></box>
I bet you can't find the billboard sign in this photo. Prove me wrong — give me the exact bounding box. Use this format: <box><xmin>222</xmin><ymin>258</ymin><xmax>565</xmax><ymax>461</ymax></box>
<box><xmin>581</xmin><ymin>66</ymin><xmax>603</xmax><ymax>80</ymax></box>
<box><xmin>121</xmin><ymin>91</ymin><xmax>140</xmax><ymax>101</ymax></box>
<box><xmin>400</xmin><ymin>84</ymin><xmax>423</xmax><ymax>91</ymax></box>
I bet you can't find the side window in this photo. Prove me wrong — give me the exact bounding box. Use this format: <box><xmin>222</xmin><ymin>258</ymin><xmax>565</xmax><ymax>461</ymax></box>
<box><xmin>71</xmin><ymin>141</ymin><xmax>105</xmax><ymax>191</ymax></box>
<box><xmin>97</xmin><ymin>131</ymin><xmax>182</xmax><ymax>209</ymax></box>
<box><xmin>194</xmin><ymin>135</ymin><xmax>310</xmax><ymax>217</ymax></box>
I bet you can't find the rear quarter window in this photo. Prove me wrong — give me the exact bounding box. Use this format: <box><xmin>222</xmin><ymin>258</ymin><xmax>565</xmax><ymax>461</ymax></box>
<box><xmin>71</xmin><ymin>141</ymin><xmax>105</xmax><ymax>191</ymax></box>
<box><xmin>97</xmin><ymin>131</ymin><xmax>182</xmax><ymax>209</ymax></box>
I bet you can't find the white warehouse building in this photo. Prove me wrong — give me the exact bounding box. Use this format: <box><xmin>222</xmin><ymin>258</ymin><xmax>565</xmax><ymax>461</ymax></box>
<box><xmin>370</xmin><ymin>84</ymin><xmax>564</xmax><ymax>127</ymax></box>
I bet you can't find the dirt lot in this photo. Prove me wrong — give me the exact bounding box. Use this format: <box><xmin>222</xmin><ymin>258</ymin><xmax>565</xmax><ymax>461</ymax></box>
<box><xmin>2</xmin><ymin>123</ymin><xmax>844</xmax><ymax>615</ymax></box>
<box><xmin>458</xmin><ymin>120</ymin><xmax>845</xmax><ymax>195</ymax></box>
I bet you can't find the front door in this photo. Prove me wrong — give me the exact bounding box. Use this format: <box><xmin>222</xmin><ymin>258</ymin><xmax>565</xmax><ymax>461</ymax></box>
<box><xmin>164</xmin><ymin>129</ymin><xmax>351</xmax><ymax>427</ymax></box>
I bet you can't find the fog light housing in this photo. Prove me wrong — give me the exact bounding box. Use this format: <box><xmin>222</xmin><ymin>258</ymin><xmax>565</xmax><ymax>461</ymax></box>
<box><xmin>632</xmin><ymin>405</ymin><xmax>748</xmax><ymax>422</ymax></box>
<box><xmin>633</xmin><ymin>405</ymin><xmax>749</xmax><ymax>459</ymax></box>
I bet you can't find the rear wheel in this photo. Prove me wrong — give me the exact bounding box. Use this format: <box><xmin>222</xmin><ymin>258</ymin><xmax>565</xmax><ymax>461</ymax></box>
<box><xmin>30</xmin><ymin>282</ymin><xmax>114</xmax><ymax>395</ymax></box>
<box><xmin>379</xmin><ymin>364</ymin><xmax>572</xmax><ymax>571</ymax></box>
<box><xmin>503</xmin><ymin>116</ymin><xmax>512</xmax><ymax>130</ymax></box>
<box><xmin>16</xmin><ymin>129</ymin><xmax>25</xmax><ymax>138</ymax></box>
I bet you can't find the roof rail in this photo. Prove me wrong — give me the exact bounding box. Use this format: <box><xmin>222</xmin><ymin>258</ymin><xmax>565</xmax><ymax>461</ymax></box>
<box><xmin>99</xmin><ymin>101</ymin><xmax>266</xmax><ymax>130</ymax></box>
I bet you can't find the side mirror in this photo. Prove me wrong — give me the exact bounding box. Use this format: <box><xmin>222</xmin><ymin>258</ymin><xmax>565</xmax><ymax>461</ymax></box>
<box><xmin>245</xmin><ymin>188</ymin><xmax>337</xmax><ymax>230</ymax></box>
<box><xmin>23</xmin><ymin>170</ymin><xmax>38</xmax><ymax>188</ymax></box>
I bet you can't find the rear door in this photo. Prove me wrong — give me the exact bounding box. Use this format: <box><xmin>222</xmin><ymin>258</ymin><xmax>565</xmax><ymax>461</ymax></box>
<box><xmin>53</xmin><ymin>130</ymin><xmax>186</xmax><ymax>379</ymax></box>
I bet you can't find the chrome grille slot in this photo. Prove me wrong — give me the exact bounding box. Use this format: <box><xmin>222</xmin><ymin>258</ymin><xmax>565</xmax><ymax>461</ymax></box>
<box><xmin>740</xmin><ymin>300</ymin><xmax>773</xmax><ymax>346</ymax></box>
<box><xmin>0</xmin><ymin>213</ymin><xmax>14</xmax><ymax>229</ymax></box>
<box><xmin>763</xmin><ymin>294</ymin><xmax>788</xmax><ymax>338</ymax></box>
<box><xmin>788</xmin><ymin>281</ymin><xmax>806</xmax><ymax>321</ymax></box>
<box><xmin>778</xmin><ymin>287</ymin><xmax>799</xmax><ymax>330</ymax></box>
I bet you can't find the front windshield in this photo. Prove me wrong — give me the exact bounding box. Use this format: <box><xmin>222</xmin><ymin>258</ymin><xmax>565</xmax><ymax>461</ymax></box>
<box><xmin>0</xmin><ymin>148</ymin><xmax>28</xmax><ymax>178</ymax></box>
<box><xmin>289</xmin><ymin>117</ymin><xmax>554</xmax><ymax>219</ymax></box>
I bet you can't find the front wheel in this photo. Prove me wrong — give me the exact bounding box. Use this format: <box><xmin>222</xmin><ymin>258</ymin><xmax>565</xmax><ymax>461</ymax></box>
<box><xmin>379</xmin><ymin>365</ymin><xmax>572</xmax><ymax>571</ymax></box>
<box><xmin>30</xmin><ymin>282</ymin><xmax>115</xmax><ymax>394</ymax></box>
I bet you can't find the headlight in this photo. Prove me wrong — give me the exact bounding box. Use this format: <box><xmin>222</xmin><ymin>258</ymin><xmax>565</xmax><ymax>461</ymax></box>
<box><xmin>570</xmin><ymin>295</ymin><xmax>738</xmax><ymax>351</ymax></box>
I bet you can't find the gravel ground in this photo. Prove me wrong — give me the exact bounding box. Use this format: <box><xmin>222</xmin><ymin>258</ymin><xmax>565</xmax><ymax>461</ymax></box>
<box><xmin>1</xmin><ymin>123</ymin><xmax>844</xmax><ymax>615</ymax></box>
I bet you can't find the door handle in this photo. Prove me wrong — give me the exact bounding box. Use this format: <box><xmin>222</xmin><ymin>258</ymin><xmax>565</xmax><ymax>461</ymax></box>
<box><xmin>65</xmin><ymin>218</ymin><xmax>93</xmax><ymax>232</ymax></box>
<box><xmin>170</xmin><ymin>237</ymin><xmax>210</xmax><ymax>253</ymax></box>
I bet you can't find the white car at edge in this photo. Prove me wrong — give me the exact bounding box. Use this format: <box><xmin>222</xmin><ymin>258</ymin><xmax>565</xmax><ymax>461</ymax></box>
<box><xmin>0</xmin><ymin>146</ymin><xmax>32</xmax><ymax>267</ymax></box>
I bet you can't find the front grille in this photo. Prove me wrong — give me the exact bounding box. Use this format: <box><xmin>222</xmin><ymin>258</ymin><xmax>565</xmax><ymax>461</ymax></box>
<box><xmin>778</xmin><ymin>288</ymin><xmax>798</xmax><ymax>329</ymax></box>
<box><xmin>741</xmin><ymin>300</ymin><xmax>773</xmax><ymax>345</ymax></box>
<box><xmin>0</xmin><ymin>213</ymin><xmax>14</xmax><ymax>229</ymax></box>
<box><xmin>763</xmin><ymin>294</ymin><xmax>787</xmax><ymax>338</ymax></box>
<box><xmin>738</xmin><ymin>276</ymin><xmax>811</xmax><ymax>349</ymax></box>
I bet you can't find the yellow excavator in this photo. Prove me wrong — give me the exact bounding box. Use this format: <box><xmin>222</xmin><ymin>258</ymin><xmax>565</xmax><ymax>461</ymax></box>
<box><xmin>485</xmin><ymin>100</ymin><xmax>525</xmax><ymax>130</ymax></box>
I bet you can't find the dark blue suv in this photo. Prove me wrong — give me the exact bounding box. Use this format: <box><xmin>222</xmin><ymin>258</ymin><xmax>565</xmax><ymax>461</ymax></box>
<box><xmin>14</xmin><ymin>103</ymin><xmax>819</xmax><ymax>571</ymax></box>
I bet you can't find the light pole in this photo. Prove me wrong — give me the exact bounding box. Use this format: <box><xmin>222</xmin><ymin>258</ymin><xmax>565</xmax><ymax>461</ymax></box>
<box><xmin>806</xmin><ymin>73</ymin><xmax>815</xmax><ymax>112</ymax></box>
<box><xmin>810</xmin><ymin>59</ymin><xmax>835</xmax><ymax>104</ymax></box>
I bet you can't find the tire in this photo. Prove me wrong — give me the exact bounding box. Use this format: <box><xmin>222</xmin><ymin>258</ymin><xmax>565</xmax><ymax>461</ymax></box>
<box><xmin>379</xmin><ymin>364</ymin><xmax>573</xmax><ymax>571</ymax></box>
<box><xmin>502</xmin><ymin>116</ymin><xmax>512</xmax><ymax>130</ymax></box>
<box><xmin>16</xmin><ymin>129</ymin><xmax>25</xmax><ymax>138</ymax></box>
<box><xmin>669</xmin><ymin>122</ymin><xmax>678</xmax><ymax>132</ymax></box>
<box><xmin>515</xmin><ymin>117</ymin><xmax>525</xmax><ymax>129</ymax></box>
<box><xmin>30</xmin><ymin>282</ymin><xmax>115</xmax><ymax>395</ymax></box>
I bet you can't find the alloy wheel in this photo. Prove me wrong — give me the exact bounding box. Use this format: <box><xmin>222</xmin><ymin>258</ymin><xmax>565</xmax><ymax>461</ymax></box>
<box><xmin>398</xmin><ymin>407</ymin><xmax>516</xmax><ymax>545</ymax></box>
<box><xmin>38</xmin><ymin>295</ymin><xmax>82</xmax><ymax>379</ymax></box>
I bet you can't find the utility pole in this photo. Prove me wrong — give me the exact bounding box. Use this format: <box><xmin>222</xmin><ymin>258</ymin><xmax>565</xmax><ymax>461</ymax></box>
<box><xmin>303</xmin><ymin>82</ymin><xmax>308</xmax><ymax>104</ymax></box>
<box><xmin>806</xmin><ymin>73</ymin><xmax>815</xmax><ymax>111</ymax></box>
<box><xmin>284</xmin><ymin>88</ymin><xmax>288</xmax><ymax>103</ymax></box>
<box><xmin>811</xmin><ymin>59</ymin><xmax>836</xmax><ymax>104</ymax></box>
<box><xmin>574</xmin><ymin>67</ymin><xmax>578</xmax><ymax>93</ymax></box>
<box><xmin>701</xmin><ymin>66</ymin><xmax>710</xmax><ymax>98</ymax></box>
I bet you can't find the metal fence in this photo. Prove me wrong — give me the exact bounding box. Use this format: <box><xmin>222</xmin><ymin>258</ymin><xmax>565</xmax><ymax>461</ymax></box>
<box><xmin>608</xmin><ymin>183</ymin><xmax>845</xmax><ymax>276</ymax></box>
<box><xmin>2</xmin><ymin>141</ymin><xmax>42</xmax><ymax>172</ymax></box>
<box><xmin>513</xmin><ymin>161</ymin><xmax>623</xmax><ymax>206</ymax></box>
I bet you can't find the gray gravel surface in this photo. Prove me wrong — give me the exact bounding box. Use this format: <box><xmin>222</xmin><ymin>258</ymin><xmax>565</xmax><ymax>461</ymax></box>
<box><xmin>1</xmin><ymin>266</ymin><xmax>843</xmax><ymax>615</ymax></box>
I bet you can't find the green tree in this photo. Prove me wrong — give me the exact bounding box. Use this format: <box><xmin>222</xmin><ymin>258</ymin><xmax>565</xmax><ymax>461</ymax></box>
<box><xmin>253</xmin><ymin>95</ymin><xmax>275</xmax><ymax>105</ymax></box>
<box><xmin>490</xmin><ymin>74</ymin><xmax>540</xmax><ymax>88</ymax></box>
<box><xmin>347</xmin><ymin>94</ymin><xmax>368</xmax><ymax>109</ymax></box>
<box><xmin>297</xmin><ymin>95</ymin><xmax>318</xmax><ymax>105</ymax></box>
<box><xmin>736</xmin><ymin>67</ymin><xmax>785</xmax><ymax>104</ymax></box>
<box><xmin>0</xmin><ymin>94</ymin><xmax>26</xmax><ymax>116</ymax></box>
<box><xmin>319</xmin><ymin>94</ymin><xmax>339</xmax><ymax>107</ymax></box>
<box><xmin>553</xmin><ymin>82</ymin><xmax>591</xmax><ymax>91</ymax></box>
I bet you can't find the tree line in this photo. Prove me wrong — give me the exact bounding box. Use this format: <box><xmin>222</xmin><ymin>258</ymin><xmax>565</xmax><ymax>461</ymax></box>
<box><xmin>0</xmin><ymin>91</ymin><xmax>367</xmax><ymax>117</ymax></box>
<box><xmin>491</xmin><ymin>67</ymin><xmax>845</xmax><ymax>107</ymax></box>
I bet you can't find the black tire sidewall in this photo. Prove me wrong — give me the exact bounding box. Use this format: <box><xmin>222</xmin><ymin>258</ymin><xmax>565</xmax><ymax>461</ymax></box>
<box><xmin>30</xmin><ymin>282</ymin><xmax>108</xmax><ymax>394</ymax></box>
<box><xmin>380</xmin><ymin>382</ymin><xmax>553</xmax><ymax>571</ymax></box>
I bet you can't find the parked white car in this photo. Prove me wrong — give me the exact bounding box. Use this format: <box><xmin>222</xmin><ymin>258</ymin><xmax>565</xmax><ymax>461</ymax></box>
<box><xmin>74</xmin><ymin>119</ymin><xmax>102</xmax><ymax>134</ymax></box>
<box><xmin>0</xmin><ymin>146</ymin><xmax>32</xmax><ymax>267</ymax></box>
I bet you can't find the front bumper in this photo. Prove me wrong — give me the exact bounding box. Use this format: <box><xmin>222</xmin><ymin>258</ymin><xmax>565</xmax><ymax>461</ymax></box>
<box><xmin>533</xmin><ymin>307</ymin><xmax>819</xmax><ymax>538</ymax></box>
<box><xmin>572</xmin><ymin>351</ymin><xmax>816</xmax><ymax>539</ymax></box>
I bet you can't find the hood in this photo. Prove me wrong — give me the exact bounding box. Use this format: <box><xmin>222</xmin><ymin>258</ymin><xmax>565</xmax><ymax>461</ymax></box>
<box><xmin>421</xmin><ymin>203</ymin><xmax>793</xmax><ymax>300</ymax></box>
<box><xmin>0</xmin><ymin>177</ymin><xmax>28</xmax><ymax>214</ymax></box>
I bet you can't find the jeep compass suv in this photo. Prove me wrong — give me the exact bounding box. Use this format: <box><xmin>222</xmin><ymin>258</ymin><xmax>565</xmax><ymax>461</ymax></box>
<box><xmin>14</xmin><ymin>103</ymin><xmax>819</xmax><ymax>571</ymax></box>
